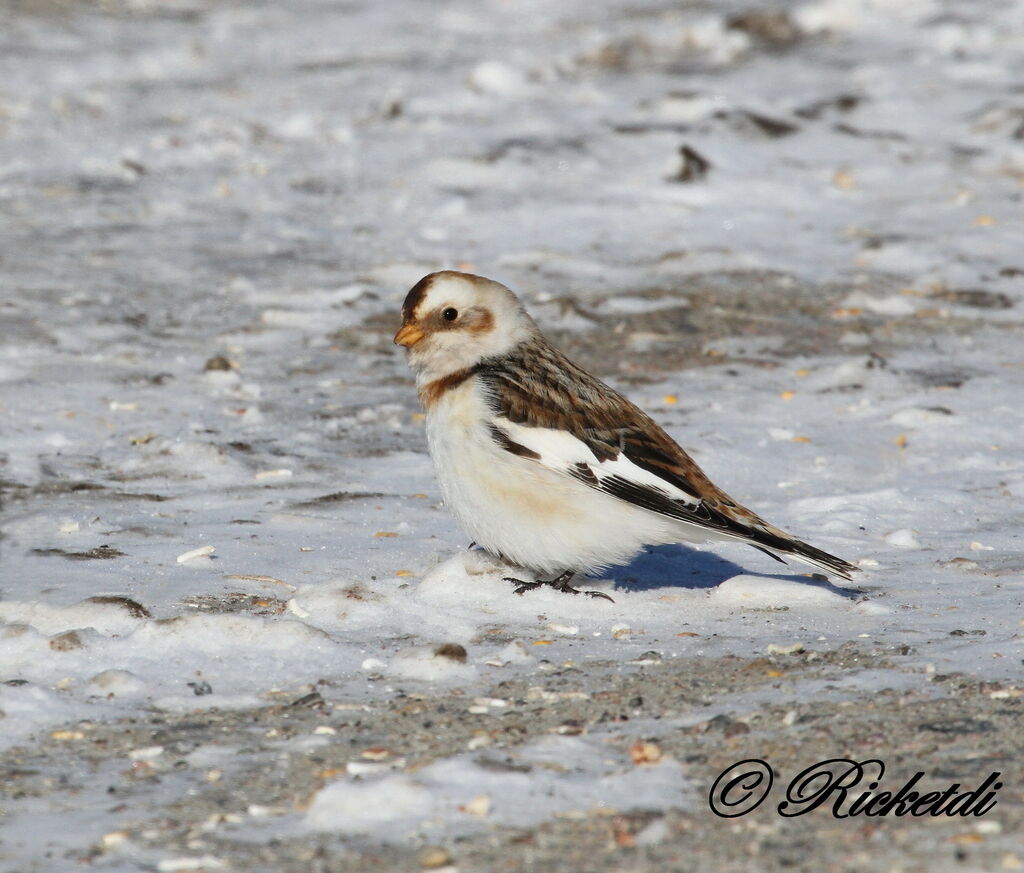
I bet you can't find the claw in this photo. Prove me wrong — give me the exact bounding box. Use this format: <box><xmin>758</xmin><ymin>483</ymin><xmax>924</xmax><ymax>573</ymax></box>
<box><xmin>503</xmin><ymin>572</ymin><xmax>614</xmax><ymax>603</ymax></box>
<box><xmin>552</xmin><ymin>579</ymin><xmax>616</xmax><ymax>602</ymax></box>
<box><xmin>504</xmin><ymin>576</ymin><xmax>542</xmax><ymax>596</ymax></box>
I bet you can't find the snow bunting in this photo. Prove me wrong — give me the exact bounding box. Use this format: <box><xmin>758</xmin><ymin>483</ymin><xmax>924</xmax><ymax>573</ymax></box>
<box><xmin>395</xmin><ymin>270</ymin><xmax>857</xmax><ymax>599</ymax></box>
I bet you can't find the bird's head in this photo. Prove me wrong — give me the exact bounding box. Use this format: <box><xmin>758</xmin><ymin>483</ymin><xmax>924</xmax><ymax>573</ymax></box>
<box><xmin>395</xmin><ymin>271</ymin><xmax>536</xmax><ymax>379</ymax></box>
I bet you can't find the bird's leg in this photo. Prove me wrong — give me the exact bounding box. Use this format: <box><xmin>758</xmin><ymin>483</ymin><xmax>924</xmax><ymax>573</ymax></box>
<box><xmin>548</xmin><ymin>571</ymin><xmax>616</xmax><ymax>602</ymax></box>
<box><xmin>503</xmin><ymin>570</ymin><xmax>614</xmax><ymax>603</ymax></box>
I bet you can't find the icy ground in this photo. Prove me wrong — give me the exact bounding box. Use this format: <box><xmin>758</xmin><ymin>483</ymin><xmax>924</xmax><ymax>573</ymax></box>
<box><xmin>1</xmin><ymin>0</ymin><xmax>1023</xmax><ymax>870</ymax></box>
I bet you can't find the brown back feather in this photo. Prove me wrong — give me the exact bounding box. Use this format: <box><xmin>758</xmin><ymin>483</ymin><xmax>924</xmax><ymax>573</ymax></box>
<box><xmin>475</xmin><ymin>341</ymin><xmax>742</xmax><ymax>512</ymax></box>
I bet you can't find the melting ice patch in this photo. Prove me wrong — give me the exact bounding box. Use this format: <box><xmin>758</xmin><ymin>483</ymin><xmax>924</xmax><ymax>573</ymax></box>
<box><xmin>305</xmin><ymin>734</ymin><xmax>688</xmax><ymax>836</ymax></box>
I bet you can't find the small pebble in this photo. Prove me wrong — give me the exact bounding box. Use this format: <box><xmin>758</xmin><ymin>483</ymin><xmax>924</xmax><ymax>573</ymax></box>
<box><xmin>360</xmin><ymin>747</ymin><xmax>391</xmax><ymax>761</ymax></box>
<box><xmin>346</xmin><ymin>760</ymin><xmax>398</xmax><ymax>776</ymax></box>
<box><xmin>418</xmin><ymin>847</ymin><xmax>452</xmax><ymax>869</ymax></box>
<box><xmin>101</xmin><ymin>831</ymin><xmax>129</xmax><ymax>849</ymax></box>
<box><xmin>176</xmin><ymin>545</ymin><xmax>215</xmax><ymax>564</ymax></box>
<box><xmin>156</xmin><ymin>857</ymin><xmax>226</xmax><ymax>872</ymax></box>
<box><xmin>204</xmin><ymin>356</ymin><xmax>233</xmax><ymax>372</ymax></box>
<box><xmin>288</xmin><ymin>600</ymin><xmax>312</xmax><ymax>619</ymax></box>
<box><xmin>940</xmin><ymin>557</ymin><xmax>979</xmax><ymax>570</ymax></box>
<box><xmin>767</xmin><ymin>642</ymin><xmax>805</xmax><ymax>656</ymax></box>
<box><xmin>254</xmin><ymin>469</ymin><xmax>292</xmax><ymax>480</ymax></box>
<box><xmin>128</xmin><ymin>746</ymin><xmax>164</xmax><ymax>761</ymax></box>
<box><xmin>724</xmin><ymin>720</ymin><xmax>751</xmax><ymax>738</ymax></box>
<box><xmin>630</xmin><ymin>740</ymin><xmax>663</xmax><ymax>765</ymax></box>
<box><xmin>50</xmin><ymin>630</ymin><xmax>85</xmax><ymax>652</ymax></box>
<box><xmin>472</xmin><ymin>696</ymin><xmax>508</xmax><ymax>708</ymax></box>
<box><xmin>670</xmin><ymin>144</ymin><xmax>711</xmax><ymax>183</ymax></box>
<box><xmin>434</xmin><ymin>643</ymin><xmax>468</xmax><ymax>662</ymax></box>
<box><xmin>51</xmin><ymin>730</ymin><xmax>85</xmax><ymax>740</ymax></box>
<box><xmin>461</xmin><ymin>794</ymin><xmax>491</xmax><ymax>816</ymax></box>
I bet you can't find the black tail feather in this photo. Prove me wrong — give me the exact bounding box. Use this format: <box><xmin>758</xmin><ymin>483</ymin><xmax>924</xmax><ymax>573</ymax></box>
<box><xmin>759</xmin><ymin>534</ymin><xmax>858</xmax><ymax>581</ymax></box>
<box><xmin>750</xmin><ymin>544</ymin><xmax>788</xmax><ymax>565</ymax></box>
<box><xmin>709</xmin><ymin>505</ymin><xmax>859</xmax><ymax>581</ymax></box>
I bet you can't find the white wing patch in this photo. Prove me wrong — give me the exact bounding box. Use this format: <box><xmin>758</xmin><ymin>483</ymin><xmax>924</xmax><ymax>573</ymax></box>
<box><xmin>491</xmin><ymin>418</ymin><xmax>701</xmax><ymax>509</ymax></box>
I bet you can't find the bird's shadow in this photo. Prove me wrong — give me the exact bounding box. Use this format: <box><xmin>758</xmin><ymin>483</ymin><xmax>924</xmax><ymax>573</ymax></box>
<box><xmin>595</xmin><ymin>544</ymin><xmax>862</xmax><ymax>600</ymax></box>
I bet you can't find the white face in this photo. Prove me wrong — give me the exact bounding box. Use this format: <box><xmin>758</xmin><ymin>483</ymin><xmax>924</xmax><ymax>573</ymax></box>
<box><xmin>395</xmin><ymin>271</ymin><xmax>536</xmax><ymax>380</ymax></box>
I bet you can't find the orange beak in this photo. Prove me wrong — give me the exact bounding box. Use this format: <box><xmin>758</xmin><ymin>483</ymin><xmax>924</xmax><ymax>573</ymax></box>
<box><xmin>394</xmin><ymin>323</ymin><xmax>425</xmax><ymax>348</ymax></box>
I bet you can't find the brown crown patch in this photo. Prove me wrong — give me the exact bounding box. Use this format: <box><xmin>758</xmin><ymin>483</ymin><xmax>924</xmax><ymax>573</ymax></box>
<box><xmin>402</xmin><ymin>273</ymin><xmax>438</xmax><ymax>322</ymax></box>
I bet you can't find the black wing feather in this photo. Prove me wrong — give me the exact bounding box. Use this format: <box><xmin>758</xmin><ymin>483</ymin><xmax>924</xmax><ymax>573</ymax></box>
<box><xmin>474</xmin><ymin>343</ymin><xmax>858</xmax><ymax>580</ymax></box>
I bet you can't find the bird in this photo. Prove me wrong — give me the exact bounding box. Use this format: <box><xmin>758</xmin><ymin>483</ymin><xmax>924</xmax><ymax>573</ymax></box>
<box><xmin>394</xmin><ymin>270</ymin><xmax>858</xmax><ymax>600</ymax></box>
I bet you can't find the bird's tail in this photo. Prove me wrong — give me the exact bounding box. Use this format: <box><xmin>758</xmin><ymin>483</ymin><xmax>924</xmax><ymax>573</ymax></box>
<box><xmin>751</xmin><ymin>533</ymin><xmax>858</xmax><ymax>580</ymax></box>
<box><xmin>702</xmin><ymin>503</ymin><xmax>859</xmax><ymax>581</ymax></box>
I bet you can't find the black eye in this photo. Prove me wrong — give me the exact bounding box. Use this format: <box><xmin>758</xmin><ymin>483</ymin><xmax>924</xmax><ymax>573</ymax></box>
<box><xmin>442</xmin><ymin>307</ymin><xmax>458</xmax><ymax>322</ymax></box>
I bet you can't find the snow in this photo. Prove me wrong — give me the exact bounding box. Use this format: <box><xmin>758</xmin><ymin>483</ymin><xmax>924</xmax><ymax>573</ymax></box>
<box><xmin>305</xmin><ymin>735</ymin><xmax>689</xmax><ymax>838</ymax></box>
<box><xmin>1</xmin><ymin>0</ymin><xmax>1024</xmax><ymax>865</ymax></box>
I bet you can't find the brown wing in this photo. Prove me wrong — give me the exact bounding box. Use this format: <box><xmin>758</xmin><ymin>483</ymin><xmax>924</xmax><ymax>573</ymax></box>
<box><xmin>475</xmin><ymin>342</ymin><xmax>742</xmax><ymax>516</ymax></box>
<box><xmin>475</xmin><ymin>340</ymin><xmax>859</xmax><ymax>580</ymax></box>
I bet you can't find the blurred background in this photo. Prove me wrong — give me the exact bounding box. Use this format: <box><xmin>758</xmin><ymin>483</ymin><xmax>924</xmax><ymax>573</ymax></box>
<box><xmin>1</xmin><ymin>0</ymin><xmax>1020</xmax><ymax>359</ymax></box>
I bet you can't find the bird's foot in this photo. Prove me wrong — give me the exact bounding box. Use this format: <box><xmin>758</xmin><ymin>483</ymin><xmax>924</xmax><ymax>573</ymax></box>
<box><xmin>551</xmin><ymin>577</ymin><xmax>616</xmax><ymax>602</ymax></box>
<box><xmin>503</xmin><ymin>577</ymin><xmax>544</xmax><ymax>596</ymax></box>
<box><xmin>503</xmin><ymin>571</ymin><xmax>614</xmax><ymax>603</ymax></box>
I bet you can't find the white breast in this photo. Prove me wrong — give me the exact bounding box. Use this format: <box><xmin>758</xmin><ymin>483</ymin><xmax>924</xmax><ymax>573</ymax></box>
<box><xmin>424</xmin><ymin>379</ymin><xmax>684</xmax><ymax>576</ymax></box>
